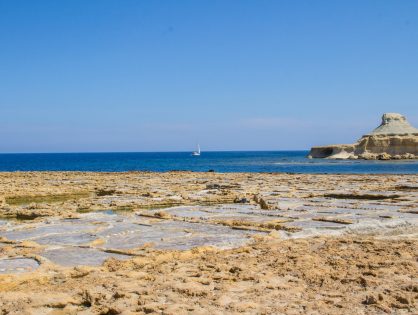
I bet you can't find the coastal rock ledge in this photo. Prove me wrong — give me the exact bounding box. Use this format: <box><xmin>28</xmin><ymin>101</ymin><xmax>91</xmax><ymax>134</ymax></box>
<box><xmin>308</xmin><ymin>113</ymin><xmax>418</xmax><ymax>160</ymax></box>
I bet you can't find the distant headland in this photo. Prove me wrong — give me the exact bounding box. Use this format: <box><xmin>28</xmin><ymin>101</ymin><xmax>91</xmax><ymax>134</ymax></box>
<box><xmin>309</xmin><ymin>113</ymin><xmax>418</xmax><ymax>160</ymax></box>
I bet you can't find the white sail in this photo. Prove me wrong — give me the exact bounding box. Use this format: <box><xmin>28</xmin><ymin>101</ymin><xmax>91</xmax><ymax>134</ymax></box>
<box><xmin>192</xmin><ymin>143</ymin><xmax>201</xmax><ymax>156</ymax></box>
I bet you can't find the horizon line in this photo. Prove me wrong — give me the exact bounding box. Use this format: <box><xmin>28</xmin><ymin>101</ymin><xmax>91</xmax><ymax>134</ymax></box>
<box><xmin>0</xmin><ymin>149</ymin><xmax>310</xmax><ymax>155</ymax></box>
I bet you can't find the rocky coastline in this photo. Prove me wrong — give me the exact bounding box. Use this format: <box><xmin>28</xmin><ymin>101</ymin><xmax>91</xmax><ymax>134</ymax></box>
<box><xmin>0</xmin><ymin>171</ymin><xmax>417</xmax><ymax>314</ymax></box>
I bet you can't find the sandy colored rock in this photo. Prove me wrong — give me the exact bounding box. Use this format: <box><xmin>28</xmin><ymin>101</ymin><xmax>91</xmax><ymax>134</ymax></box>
<box><xmin>1</xmin><ymin>236</ymin><xmax>417</xmax><ymax>314</ymax></box>
<box><xmin>0</xmin><ymin>171</ymin><xmax>417</xmax><ymax>314</ymax></box>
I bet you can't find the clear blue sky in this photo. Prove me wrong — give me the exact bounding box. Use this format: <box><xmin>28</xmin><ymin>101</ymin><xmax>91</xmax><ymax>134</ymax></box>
<box><xmin>1</xmin><ymin>0</ymin><xmax>417</xmax><ymax>152</ymax></box>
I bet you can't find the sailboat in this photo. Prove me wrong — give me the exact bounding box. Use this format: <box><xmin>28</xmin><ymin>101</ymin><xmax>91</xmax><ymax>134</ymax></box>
<box><xmin>192</xmin><ymin>144</ymin><xmax>201</xmax><ymax>156</ymax></box>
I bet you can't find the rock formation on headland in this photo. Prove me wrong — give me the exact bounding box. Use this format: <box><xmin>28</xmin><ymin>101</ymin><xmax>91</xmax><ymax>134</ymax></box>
<box><xmin>308</xmin><ymin>113</ymin><xmax>418</xmax><ymax>160</ymax></box>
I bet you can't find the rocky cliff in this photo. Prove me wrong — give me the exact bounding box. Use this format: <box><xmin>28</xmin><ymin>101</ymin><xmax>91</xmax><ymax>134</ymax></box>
<box><xmin>308</xmin><ymin>113</ymin><xmax>418</xmax><ymax>160</ymax></box>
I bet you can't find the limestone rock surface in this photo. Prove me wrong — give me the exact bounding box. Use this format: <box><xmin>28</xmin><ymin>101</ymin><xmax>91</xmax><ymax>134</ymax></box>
<box><xmin>309</xmin><ymin>113</ymin><xmax>418</xmax><ymax>160</ymax></box>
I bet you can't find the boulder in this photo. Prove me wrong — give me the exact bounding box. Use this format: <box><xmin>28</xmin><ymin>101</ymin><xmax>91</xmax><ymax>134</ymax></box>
<box><xmin>308</xmin><ymin>113</ymin><xmax>418</xmax><ymax>160</ymax></box>
<box><xmin>377</xmin><ymin>153</ymin><xmax>391</xmax><ymax>160</ymax></box>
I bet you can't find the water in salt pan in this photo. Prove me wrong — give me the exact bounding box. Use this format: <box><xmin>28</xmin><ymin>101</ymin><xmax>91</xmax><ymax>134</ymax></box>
<box><xmin>2</xmin><ymin>220</ymin><xmax>101</xmax><ymax>242</ymax></box>
<box><xmin>34</xmin><ymin>232</ymin><xmax>98</xmax><ymax>246</ymax></box>
<box><xmin>0</xmin><ymin>211</ymin><xmax>259</xmax><ymax>267</ymax></box>
<box><xmin>99</xmin><ymin>216</ymin><xmax>258</xmax><ymax>250</ymax></box>
<box><xmin>143</xmin><ymin>204</ymin><xmax>286</xmax><ymax>224</ymax></box>
<box><xmin>0</xmin><ymin>258</ymin><xmax>39</xmax><ymax>274</ymax></box>
<box><xmin>1</xmin><ymin>201</ymin><xmax>416</xmax><ymax>268</ymax></box>
<box><xmin>41</xmin><ymin>247</ymin><xmax>130</xmax><ymax>267</ymax></box>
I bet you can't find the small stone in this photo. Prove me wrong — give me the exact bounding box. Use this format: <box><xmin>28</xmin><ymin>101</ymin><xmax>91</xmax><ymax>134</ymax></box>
<box><xmin>377</xmin><ymin>153</ymin><xmax>391</xmax><ymax>160</ymax></box>
<box><xmin>206</xmin><ymin>184</ymin><xmax>221</xmax><ymax>190</ymax></box>
<box><xmin>229</xmin><ymin>266</ymin><xmax>242</xmax><ymax>274</ymax></box>
<box><xmin>363</xmin><ymin>295</ymin><xmax>377</xmax><ymax>305</ymax></box>
<box><xmin>233</xmin><ymin>197</ymin><xmax>249</xmax><ymax>204</ymax></box>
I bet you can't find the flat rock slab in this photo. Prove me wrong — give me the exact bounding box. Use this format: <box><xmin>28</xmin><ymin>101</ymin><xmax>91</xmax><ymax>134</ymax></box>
<box><xmin>0</xmin><ymin>211</ymin><xmax>259</xmax><ymax>267</ymax></box>
<box><xmin>0</xmin><ymin>258</ymin><xmax>39</xmax><ymax>274</ymax></box>
<box><xmin>41</xmin><ymin>247</ymin><xmax>130</xmax><ymax>267</ymax></box>
<box><xmin>100</xmin><ymin>219</ymin><xmax>256</xmax><ymax>250</ymax></box>
<box><xmin>1</xmin><ymin>198</ymin><xmax>417</xmax><ymax>267</ymax></box>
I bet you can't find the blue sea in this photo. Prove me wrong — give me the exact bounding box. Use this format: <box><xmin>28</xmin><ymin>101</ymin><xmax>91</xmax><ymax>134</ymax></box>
<box><xmin>0</xmin><ymin>151</ymin><xmax>417</xmax><ymax>174</ymax></box>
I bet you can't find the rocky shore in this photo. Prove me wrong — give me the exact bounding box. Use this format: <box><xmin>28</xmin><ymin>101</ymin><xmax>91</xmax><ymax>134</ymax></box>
<box><xmin>309</xmin><ymin>113</ymin><xmax>418</xmax><ymax>160</ymax></box>
<box><xmin>0</xmin><ymin>171</ymin><xmax>417</xmax><ymax>314</ymax></box>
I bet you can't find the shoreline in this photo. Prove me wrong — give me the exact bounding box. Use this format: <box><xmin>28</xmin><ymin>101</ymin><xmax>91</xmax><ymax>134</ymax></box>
<box><xmin>1</xmin><ymin>169</ymin><xmax>418</xmax><ymax>175</ymax></box>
